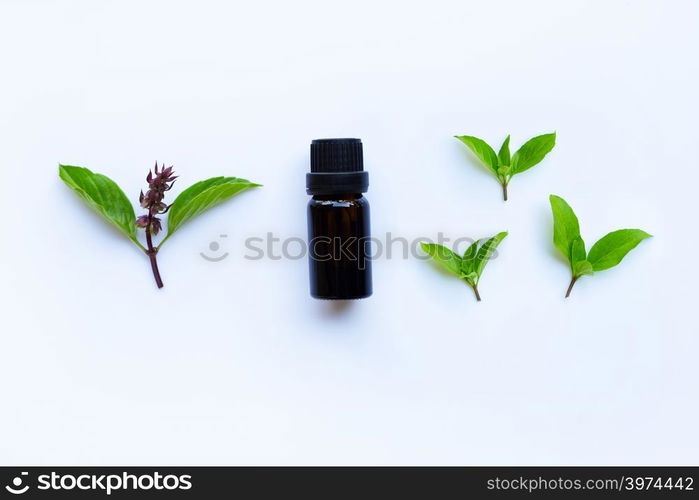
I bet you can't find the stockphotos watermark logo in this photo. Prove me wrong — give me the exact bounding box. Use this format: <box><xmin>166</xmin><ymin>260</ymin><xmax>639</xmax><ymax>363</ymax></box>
<box><xmin>3</xmin><ymin>471</ymin><xmax>192</xmax><ymax>496</ymax></box>
<box><xmin>5</xmin><ymin>472</ymin><xmax>29</xmax><ymax>494</ymax></box>
<box><xmin>198</xmin><ymin>232</ymin><xmax>501</xmax><ymax>263</ymax></box>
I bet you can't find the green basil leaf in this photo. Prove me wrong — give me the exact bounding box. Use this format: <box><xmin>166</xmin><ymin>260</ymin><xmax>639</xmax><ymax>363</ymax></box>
<box><xmin>497</xmin><ymin>135</ymin><xmax>511</xmax><ymax>167</ymax></box>
<box><xmin>570</xmin><ymin>236</ymin><xmax>586</xmax><ymax>265</ymax></box>
<box><xmin>59</xmin><ymin>164</ymin><xmax>139</xmax><ymax>245</ymax></box>
<box><xmin>511</xmin><ymin>132</ymin><xmax>556</xmax><ymax>174</ymax></box>
<box><xmin>420</xmin><ymin>242</ymin><xmax>463</xmax><ymax>277</ymax></box>
<box><xmin>164</xmin><ymin>177</ymin><xmax>260</xmax><ymax>243</ymax></box>
<box><xmin>454</xmin><ymin>135</ymin><xmax>498</xmax><ymax>173</ymax></box>
<box><xmin>474</xmin><ymin>231</ymin><xmax>508</xmax><ymax>277</ymax></box>
<box><xmin>587</xmin><ymin>229</ymin><xmax>652</xmax><ymax>272</ymax></box>
<box><xmin>573</xmin><ymin>260</ymin><xmax>594</xmax><ymax>276</ymax></box>
<box><xmin>550</xmin><ymin>194</ymin><xmax>581</xmax><ymax>263</ymax></box>
<box><xmin>461</xmin><ymin>239</ymin><xmax>480</xmax><ymax>275</ymax></box>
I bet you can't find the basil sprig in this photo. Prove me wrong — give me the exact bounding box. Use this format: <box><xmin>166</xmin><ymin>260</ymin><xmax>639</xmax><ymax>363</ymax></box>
<box><xmin>420</xmin><ymin>232</ymin><xmax>508</xmax><ymax>301</ymax></box>
<box><xmin>59</xmin><ymin>164</ymin><xmax>260</xmax><ymax>288</ymax></box>
<box><xmin>549</xmin><ymin>194</ymin><xmax>651</xmax><ymax>297</ymax></box>
<box><xmin>455</xmin><ymin>133</ymin><xmax>556</xmax><ymax>201</ymax></box>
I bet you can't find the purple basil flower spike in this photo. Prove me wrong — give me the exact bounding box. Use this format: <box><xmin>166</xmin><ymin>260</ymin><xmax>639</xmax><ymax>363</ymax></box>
<box><xmin>136</xmin><ymin>162</ymin><xmax>177</xmax><ymax>288</ymax></box>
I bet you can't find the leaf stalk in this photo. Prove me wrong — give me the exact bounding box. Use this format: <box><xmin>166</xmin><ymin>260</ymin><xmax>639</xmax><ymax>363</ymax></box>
<box><xmin>470</xmin><ymin>282</ymin><xmax>481</xmax><ymax>301</ymax></box>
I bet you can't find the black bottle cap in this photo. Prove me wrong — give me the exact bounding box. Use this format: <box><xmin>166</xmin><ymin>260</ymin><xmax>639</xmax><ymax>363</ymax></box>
<box><xmin>306</xmin><ymin>138</ymin><xmax>369</xmax><ymax>195</ymax></box>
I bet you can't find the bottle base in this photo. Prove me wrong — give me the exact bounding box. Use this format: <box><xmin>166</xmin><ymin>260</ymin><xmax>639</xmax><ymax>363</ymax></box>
<box><xmin>310</xmin><ymin>292</ymin><xmax>372</xmax><ymax>300</ymax></box>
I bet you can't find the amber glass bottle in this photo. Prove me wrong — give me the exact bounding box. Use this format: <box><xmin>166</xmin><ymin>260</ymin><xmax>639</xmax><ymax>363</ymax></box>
<box><xmin>306</xmin><ymin>138</ymin><xmax>372</xmax><ymax>299</ymax></box>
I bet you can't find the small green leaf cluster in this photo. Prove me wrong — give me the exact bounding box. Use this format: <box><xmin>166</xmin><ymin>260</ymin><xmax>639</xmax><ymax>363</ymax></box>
<box><xmin>549</xmin><ymin>195</ymin><xmax>652</xmax><ymax>297</ymax></box>
<box><xmin>455</xmin><ymin>133</ymin><xmax>556</xmax><ymax>201</ymax></box>
<box><xmin>437</xmin><ymin>131</ymin><xmax>652</xmax><ymax>299</ymax></box>
<box><xmin>420</xmin><ymin>232</ymin><xmax>507</xmax><ymax>301</ymax></box>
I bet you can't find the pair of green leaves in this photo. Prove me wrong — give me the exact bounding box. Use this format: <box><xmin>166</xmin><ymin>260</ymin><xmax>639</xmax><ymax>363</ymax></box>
<box><xmin>59</xmin><ymin>164</ymin><xmax>260</xmax><ymax>283</ymax></box>
<box><xmin>549</xmin><ymin>195</ymin><xmax>651</xmax><ymax>297</ymax></box>
<box><xmin>420</xmin><ymin>232</ymin><xmax>508</xmax><ymax>301</ymax></box>
<box><xmin>455</xmin><ymin>133</ymin><xmax>556</xmax><ymax>200</ymax></box>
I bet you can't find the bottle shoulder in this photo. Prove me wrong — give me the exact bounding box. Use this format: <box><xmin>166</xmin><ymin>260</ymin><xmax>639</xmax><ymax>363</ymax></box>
<box><xmin>308</xmin><ymin>195</ymin><xmax>369</xmax><ymax>208</ymax></box>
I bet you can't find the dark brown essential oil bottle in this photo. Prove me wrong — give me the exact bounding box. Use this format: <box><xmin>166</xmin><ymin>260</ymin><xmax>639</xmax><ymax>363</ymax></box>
<box><xmin>306</xmin><ymin>138</ymin><xmax>372</xmax><ymax>299</ymax></box>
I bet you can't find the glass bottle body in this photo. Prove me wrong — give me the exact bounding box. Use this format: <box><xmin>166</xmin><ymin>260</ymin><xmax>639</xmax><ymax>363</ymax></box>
<box><xmin>307</xmin><ymin>194</ymin><xmax>372</xmax><ymax>299</ymax></box>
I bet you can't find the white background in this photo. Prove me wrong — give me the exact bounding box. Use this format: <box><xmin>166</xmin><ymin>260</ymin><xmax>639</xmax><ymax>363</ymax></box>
<box><xmin>0</xmin><ymin>0</ymin><xmax>696</xmax><ymax>465</ymax></box>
